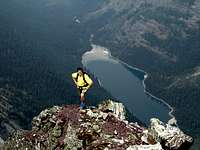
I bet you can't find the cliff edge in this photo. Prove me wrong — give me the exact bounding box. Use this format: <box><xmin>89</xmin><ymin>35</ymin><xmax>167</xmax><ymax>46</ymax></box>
<box><xmin>3</xmin><ymin>100</ymin><xmax>193</xmax><ymax>150</ymax></box>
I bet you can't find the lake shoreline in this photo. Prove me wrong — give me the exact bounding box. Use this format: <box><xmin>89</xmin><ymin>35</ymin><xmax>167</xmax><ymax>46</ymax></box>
<box><xmin>82</xmin><ymin>44</ymin><xmax>177</xmax><ymax>125</ymax></box>
<box><xmin>115</xmin><ymin>58</ymin><xmax>177</xmax><ymax>125</ymax></box>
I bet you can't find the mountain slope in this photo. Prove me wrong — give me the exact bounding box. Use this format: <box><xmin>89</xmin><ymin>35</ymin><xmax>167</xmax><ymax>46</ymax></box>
<box><xmin>79</xmin><ymin>0</ymin><xmax>200</xmax><ymax>149</ymax></box>
<box><xmin>0</xmin><ymin>0</ymin><xmax>112</xmax><ymax>140</ymax></box>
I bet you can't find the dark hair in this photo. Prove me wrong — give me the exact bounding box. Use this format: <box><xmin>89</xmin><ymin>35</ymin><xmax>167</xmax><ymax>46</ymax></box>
<box><xmin>77</xmin><ymin>67</ymin><xmax>84</xmax><ymax>72</ymax></box>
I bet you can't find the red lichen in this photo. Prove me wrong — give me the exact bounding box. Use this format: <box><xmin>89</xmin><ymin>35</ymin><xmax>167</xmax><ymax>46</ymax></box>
<box><xmin>55</xmin><ymin>105</ymin><xmax>81</xmax><ymax>148</ymax></box>
<box><xmin>56</xmin><ymin>104</ymin><xmax>80</xmax><ymax>124</ymax></box>
<box><xmin>103</xmin><ymin>114</ymin><xmax>132</xmax><ymax>138</ymax></box>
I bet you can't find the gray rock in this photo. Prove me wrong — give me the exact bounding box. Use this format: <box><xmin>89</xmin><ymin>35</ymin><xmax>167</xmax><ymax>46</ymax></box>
<box><xmin>98</xmin><ymin>100</ymin><xmax>126</xmax><ymax>120</ymax></box>
<box><xmin>93</xmin><ymin>124</ymin><xmax>100</xmax><ymax>131</ymax></box>
<box><xmin>149</xmin><ymin>118</ymin><xmax>193</xmax><ymax>149</ymax></box>
<box><xmin>2</xmin><ymin>100</ymin><xmax>193</xmax><ymax>150</ymax></box>
<box><xmin>126</xmin><ymin>143</ymin><xmax>163</xmax><ymax>150</ymax></box>
<box><xmin>64</xmin><ymin>123</ymin><xmax>82</xmax><ymax>150</ymax></box>
<box><xmin>0</xmin><ymin>137</ymin><xmax>4</xmax><ymax>149</ymax></box>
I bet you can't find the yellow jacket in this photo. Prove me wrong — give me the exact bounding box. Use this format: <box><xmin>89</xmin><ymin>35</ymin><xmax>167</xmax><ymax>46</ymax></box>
<box><xmin>72</xmin><ymin>72</ymin><xmax>93</xmax><ymax>89</ymax></box>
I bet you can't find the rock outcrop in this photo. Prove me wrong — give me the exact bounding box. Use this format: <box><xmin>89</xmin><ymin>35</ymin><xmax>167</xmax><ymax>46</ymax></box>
<box><xmin>0</xmin><ymin>137</ymin><xmax>4</xmax><ymax>149</ymax></box>
<box><xmin>3</xmin><ymin>100</ymin><xmax>193</xmax><ymax>150</ymax></box>
<box><xmin>0</xmin><ymin>85</ymin><xmax>39</xmax><ymax>140</ymax></box>
<box><xmin>149</xmin><ymin>118</ymin><xmax>193</xmax><ymax>150</ymax></box>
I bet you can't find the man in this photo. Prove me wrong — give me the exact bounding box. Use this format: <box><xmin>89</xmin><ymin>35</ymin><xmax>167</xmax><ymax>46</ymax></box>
<box><xmin>72</xmin><ymin>67</ymin><xmax>93</xmax><ymax>109</ymax></box>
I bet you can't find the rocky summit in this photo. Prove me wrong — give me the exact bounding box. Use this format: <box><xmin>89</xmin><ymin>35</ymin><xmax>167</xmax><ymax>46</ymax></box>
<box><xmin>3</xmin><ymin>100</ymin><xmax>193</xmax><ymax>150</ymax></box>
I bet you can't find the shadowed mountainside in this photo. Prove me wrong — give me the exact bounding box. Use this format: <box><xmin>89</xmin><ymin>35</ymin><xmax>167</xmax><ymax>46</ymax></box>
<box><xmin>78</xmin><ymin>0</ymin><xmax>200</xmax><ymax>149</ymax></box>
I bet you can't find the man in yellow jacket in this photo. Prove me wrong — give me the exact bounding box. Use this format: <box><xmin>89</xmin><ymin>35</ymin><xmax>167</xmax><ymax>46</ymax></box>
<box><xmin>72</xmin><ymin>67</ymin><xmax>93</xmax><ymax>109</ymax></box>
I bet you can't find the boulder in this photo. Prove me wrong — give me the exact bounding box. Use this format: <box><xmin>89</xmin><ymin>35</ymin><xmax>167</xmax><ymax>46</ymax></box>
<box><xmin>98</xmin><ymin>99</ymin><xmax>126</xmax><ymax>120</ymax></box>
<box><xmin>149</xmin><ymin>118</ymin><xmax>193</xmax><ymax>150</ymax></box>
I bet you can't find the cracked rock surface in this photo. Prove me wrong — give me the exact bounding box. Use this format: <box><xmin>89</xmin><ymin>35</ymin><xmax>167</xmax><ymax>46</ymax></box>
<box><xmin>3</xmin><ymin>100</ymin><xmax>193</xmax><ymax>150</ymax></box>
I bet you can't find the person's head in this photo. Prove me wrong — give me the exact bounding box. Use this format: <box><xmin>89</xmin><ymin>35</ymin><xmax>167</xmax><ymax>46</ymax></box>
<box><xmin>77</xmin><ymin>67</ymin><xmax>84</xmax><ymax>76</ymax></box>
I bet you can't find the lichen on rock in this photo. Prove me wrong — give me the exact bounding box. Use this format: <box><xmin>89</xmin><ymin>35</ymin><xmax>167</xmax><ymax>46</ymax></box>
<box><xmin>149</xmin><ymin>118</ymin><xmax>193</xmax><ymax>150</ymax></box>
<box><xmin>3</xmin><ymin>100</ymin><xmax>193</xmax><ymax>150</ymax></box>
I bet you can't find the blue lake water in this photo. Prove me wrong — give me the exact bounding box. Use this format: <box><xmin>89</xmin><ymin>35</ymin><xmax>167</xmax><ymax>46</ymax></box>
<box><xmin>82</xmin><ymin>45</ymin><xmax>171</xmax><ymax>125</ymax></box>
